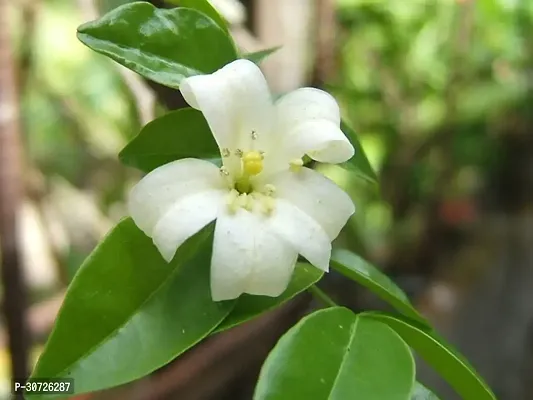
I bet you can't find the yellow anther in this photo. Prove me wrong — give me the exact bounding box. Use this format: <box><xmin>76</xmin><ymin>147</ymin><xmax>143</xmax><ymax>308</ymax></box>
<box><xmin>229</xmin><ymin>193</ymin><xmax>253</xmax><ymax>211</ymax></box>
<box><xmin>242</xmin><ymin>151</ymin><xmax>264</xmax><ymax>176</ymax></box>
<box><xmin>264</xmin><ymin>184</ymin><xmax>276</xmax><ymax>196</ymax></box>
<box><xmin>226</xmin><ymin>189</ymin><xmax>240</xmax><ymax>214</ymax></box>
<box><xmin>289</xmin><ymin>158</ymin><xmax>304</xmax><ymax>172</ymax></box>
<box><xmin>244</xmin><ymin>194</ymin><xmax>255</xmax><ymax>211</ymax></box>
<box><xmin>236</xmin><ymin>193</ymin><xmax>247</xmax><ymax>208</ymax></box>
<box><xmin>221</xmin><ymin>148</ymin><xmax>231</xmax><ymax>158</ymax></box>
<box><xmin>262</xmin><ymin>196</ymin><xmax>276</xmax><ymax>215</ymax></box>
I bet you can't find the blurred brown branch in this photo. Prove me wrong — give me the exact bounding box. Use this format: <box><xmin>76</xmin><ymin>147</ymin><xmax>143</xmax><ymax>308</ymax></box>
<box><xmin>0</xmin><ymin>292</ymin><xmax>65</xmax><ymax>348</ymax></box>
<box><xmin>312</xmin><ymin>0</ymin><xmax>337</xmax><ymax>86</ymax></box>
<box><xmin>0</xmin><ymin>0</ymin><xmax>30</xmax><ymax>385</ymax></box>
<box><xmin>133</xmin><ymin>298</ymin><xmax>308</xmax><ymax>400</ymax></box>
<box><xmin>254</xmin><ymin>0</ymin><xmax>313</xmax><ymax>92</ymax></box>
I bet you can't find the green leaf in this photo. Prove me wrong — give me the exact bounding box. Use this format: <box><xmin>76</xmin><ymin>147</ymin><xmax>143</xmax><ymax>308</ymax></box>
<box><xmin>243</xmin><ymin>47</ymin><xmax>281</xmax><ymax>64</ymax></box>
<box><xmin>175</xmin><ymin>0</ymin><xmax>229</xmax><ymax>33</ymax></box>
<box><xmin>119</xmin><ymin>108</ymin><xmax>219</xmax><ymax>172</ymax></box>
<box><xmin>254</xmin><ymin>307</ymin><xmax>415</xmax><ymax>400</ymax></box>
<box><xmin>214</xmin><ymin>263</ymin><xmax>323</xmax><ymax>333</ymax></box>
<box><xmin>29</xmin><ymin>219</ymin><xmax>234</xmax><ymax>398</ymax></box>
<box><xmin>77</xmin><ymin>2</ymin><xmax>237</xmax><ymax>88</ymax></box>
<box><xmin>340</xmin><ymin>121</ymin><xmax>378</xmax><ymax>184</ymax></box>
<box><xmin>411</xmin><ymin>382</ymin><xmax>441</xmax><ymax>400</ymax></box>
<box><xmin>362</xmin><ymin>312</ymin><xmax>496</xmax><ymax>400</ymax></box>
<box><xmin>331</xmin><ymin>249</ymin><xmax>428</xmax><ymax>326</ymax></box>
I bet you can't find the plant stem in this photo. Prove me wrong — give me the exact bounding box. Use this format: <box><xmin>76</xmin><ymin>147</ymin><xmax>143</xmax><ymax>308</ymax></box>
<box><xmin>308</xmin><ymin>285</ymin><xmax>337</xmax><ymax>308</ymax></box>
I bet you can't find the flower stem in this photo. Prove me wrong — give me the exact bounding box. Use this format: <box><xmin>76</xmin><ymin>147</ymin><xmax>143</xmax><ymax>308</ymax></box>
<box><xmin>308</xmin><ymin>285</ymin><xmax>338</xmax><ymax>308</ymax></box>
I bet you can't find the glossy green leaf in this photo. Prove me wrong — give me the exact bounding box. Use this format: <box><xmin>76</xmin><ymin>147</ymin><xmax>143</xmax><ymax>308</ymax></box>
<box><xmin>331</xmin><ymin>249</ymin><xmax>428</xmax><ymax>326</ymax></box>
<box><xmin>411</xmin><ymin>382</ymin><xmax>441</xmax><ymax>400</ymax></box>
<box><xmin>340</xmin><ymin>121</ymin><xmax>378</xmax><ymax>184</ymax></box>
<box><xmin>362</xmin><ymin>312</ymin><xmax>496</xmax><ymax>400</ymax></box>
<box><xmin>243</xmin><ymin>47</ymin><xmax>281</xmax><ymax>64</ymax></box>
<box><xmin>29</xmin><ymin>219</ymin><xmax>234</xmax><ymax>398</ymax></box>
<box><xmin>176</xmin><ymin>0</ymin><xmax>229</xmax><ymax>33</ymax></box>
<box><xmin>77</xmin><ymin>2</ymin><xmax>237</xmax><ymax>88</ymax></box>
<box><xmin>119</xmin><ymin>108</ymin><xmax>219</xmax><ymax>172</ymax></box>
<box><xmin>214</xmin><ymin>263</ymin><xmax>323</xmax><ymax>333</ymax></box>
<box><xmin>254</xmin><ymin>307</ymin><xmax>415</xmax><ymax>400</ymax></box>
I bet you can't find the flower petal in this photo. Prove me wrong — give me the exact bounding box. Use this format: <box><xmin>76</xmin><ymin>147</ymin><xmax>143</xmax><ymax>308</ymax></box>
<box><xmin>275</xmin><ymin>88</ymin><xmax>354</xmax><ymax>163</ymax></box>
<box><xmin>180</xmin><ymin>59</ymin><xmax>274</xmax><ymax>153</ymax></box>
<box><xmin>211</xmin><ymin>209</ymin><xmax>298</xmax><ymax>301</ymax></box>
<box><xmin>128</xmin><ymin>158</ymin><xmax>225</xmax><ymax>236</ymax></box>
<box><xmin>266</xmin><ymin>199</ymin><xmax>331</xmax><ymax>271</ymax></box>
<box><xmin>152</xmin><ymin>189</ymin><xmax>224</xmax><ymax>262</ymax></box>
<box><xmin>245</xmin><ymin>227</ymin><xmax>298</xmax><ymax>298</ymax></box>
<box><xmin>270</xmin><ymin>168</ymin><xmax>355</xmax><ymax>240</ymax></box>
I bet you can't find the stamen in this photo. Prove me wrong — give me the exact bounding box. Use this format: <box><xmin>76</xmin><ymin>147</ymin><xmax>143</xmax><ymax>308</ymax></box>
<box><xmin>226</xmin><ymin>189</ymin><xmax>240</xmax><ymax>214</ymax></box>
<box><xmin>235</xmin><ymin>149</ymin><xmax>244</xmax><ymax>157</ymax></box>
<box><xmin>221</xmin><ymin>148</ymin><xmax>231</xmax><ymax>158</ymax></box>
<box><xmin>239</xmin><ymin>193</ymin><xmax>254</xmax><ymax>211</ymax></box>
<box><xmin>264</xmin><ymin>184</ymin><xmax>276</xmax><ymax>196</ymax></box>
<box><xmin>251</xmin><ymin>130</ymin><xmax>258</xmax><ymax>140</ymax></box>
<box><xmin>219</xmin><ymin>166</ymin><xmax>230</xmax><ymax>176</ymax></box>
<box><xmin>289</xmin><ymin>158</ymin><xmax>304</xmax><ymax>172</ymax></box>
<box><xmin>227</xmin><ymin>192</ymin><xmax>256</xmax><ymax>213</ymax></box>
<box><xmin>261</xmin><ymin>196</ymin><xmax>276</xmax><ymax>215</ymax></box>
<box><xmin>236</xmin><ymin>193</ymin><xmax>248</xmax><ymax>208</ymax></box>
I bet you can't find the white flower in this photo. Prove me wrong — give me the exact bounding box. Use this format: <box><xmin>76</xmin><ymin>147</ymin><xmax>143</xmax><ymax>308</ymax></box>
<box><xmin>129</xmin><ymin>59</ymin><xmax>355</xmax><ymax>301</ymax></box>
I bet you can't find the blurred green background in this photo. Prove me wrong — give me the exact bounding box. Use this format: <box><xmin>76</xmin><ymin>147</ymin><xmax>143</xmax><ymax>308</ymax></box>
<box><xmin>2</xmin><ymin>0</ymin><xmax>533</xmax><ymax>399</ymax></box>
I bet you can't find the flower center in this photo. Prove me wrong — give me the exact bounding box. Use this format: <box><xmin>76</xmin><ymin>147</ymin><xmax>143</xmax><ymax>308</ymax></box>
<box><xmin>219</xmin><ymin>140</ymin><xmax>304</xmax><ymax>214</ymax></box>
<box><xmin>226</xmin><ymin>189</ymin><xmax>276</xmax><ymax>215</ymax></box>
<box><xmin>219</xmin><ymin>148</ymin><xmax>276</xmax><ymax>214</ymax></box>
<box><xmin>234</xmin><ymin>150</ymin><xmax>264</xmax><ymax>194</ymax></box>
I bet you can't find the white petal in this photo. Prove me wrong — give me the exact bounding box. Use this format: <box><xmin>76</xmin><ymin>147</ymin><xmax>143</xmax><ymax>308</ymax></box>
<box><xmin>270</xmin><ymin>168</ymin><xmax>355</xmax><ymax>240</ymax></box>
<box><xmin>152</xmin><ymin>189</ymin><xmax>224</xmax><ymax>262</ymax></box>
<box><xmin>245</xmin><ymin>225</ymin><xmax>298</xmax><ymax>298</ymax></box>
<box><xmin>266</xmin><ymin>199</ymin><xmax>331</xmax><ymax>271</ymax></box>
<box><xmin>275</xmin><ymin>88</ymin><xmax>354</xmax><ymax>163</ymax></box>
<box><xmin>277</xmin><ymin>87</ymin><xmax>341</xmax><ymax>126</ymax></box>
<box><xmin>180</xmin><ymin>59</ymin><xmax>274</xmax><ymax>152</ymax></box>
<box><xmin>128</xmin><ymin>159</ymin><xmax>224</xmax><ymax>236</ymax></box>
<box><xmin>211</xmin><ymin>209</ymin><xmax>298</xmax><ymax>301</ymax></box>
